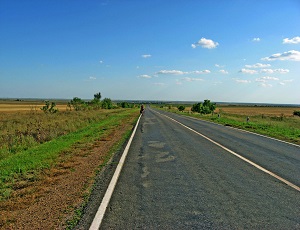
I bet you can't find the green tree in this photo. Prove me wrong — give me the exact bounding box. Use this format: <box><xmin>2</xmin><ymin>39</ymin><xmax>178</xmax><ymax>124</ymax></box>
<box><xmin>120</xmin><ymin>102</ymin><xmax>130</xmax><ymax>108</ymax></box>
<box><xmin>94</xmin><ymin>92</ymin><xmax>101</xmax><ymax>100</ymax></box>
<box><xmin>41</xmin><ymin>101</ymin><xmax>58</xmax><ymax>114</ymax></box>
<box><xmin>70</xmin><ymin>97</ymin><xmax>85</xmax><ymax>111</ymax></box>
<box><xmin>177</xmin><ymin>105</ymin><xmax>185</xmax><ymax>112</ymax></box>
<box><xmin>101</xmin><ymin>98</ymin><xmax>113</xmax><ymax>109</ymax></box>
<box><xmin>191</xmin><ymin>99</ymin><xmax>216</xmax><ymax>114</ymax></box>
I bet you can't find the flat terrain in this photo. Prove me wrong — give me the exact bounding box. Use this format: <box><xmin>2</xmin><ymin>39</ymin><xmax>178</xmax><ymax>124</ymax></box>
<box><xmin>0</xmin><ymin>100</ymin><xmax>68</xmax><ymax>112</ymax></box>
<box><xmin>217</xmin><ymin>105</ymin><xmax>299</xmax><ymax>117</ymax></box>
<box><xmin>95</xmin><ymin>107</ymin><xmax>300</xmax><ymax>229</ymax></box>
<box><xmin>0</xmin><ymin>101</ymin><xmax>140</xmax><ymax>229</ymax></box>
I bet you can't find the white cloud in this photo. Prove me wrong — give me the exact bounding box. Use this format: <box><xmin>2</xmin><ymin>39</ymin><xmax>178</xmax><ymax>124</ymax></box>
<box><xmin>260</xmin><ymin>68</ymin><xmax>289</xmax><ymax>74</ymax></box>
<box><xmin>138</xmin><ymin>74</ymin><xmax>152</xmax><ymax>79</ymax></box>
<box><xmin>233</xmin><ymin>78</ymin><xmax>251</xmax><ymax>84</ymax></box>
<box><xmin>219</xmin><ymin>69</ymin><xmax>228</xmax><ymax>74</ymax></box>
<box><xmin>252</xmin><ymin>38</ymin><xmax>261</xmax><ymax>42</ymax></box>
<box><xmin>259</xmin><ymin>83</ymin><xmax>273</xmax><ymax>87</ymax></box>
<box><xmin>262</xmin><ymin>50</ymin><xmax>300</xmax><ymax>61</ymax></box>
<box><xmin>283</xmin><ymin>36</ymin><xmax>300</xmax><ymax>44</ymax></box>
<box><xmin>153</xmin><ymin>82</ymin><xmax>165</xmax><ymax>86</ymax></box>
<box><xmin>142</xmin><ymin>54</ymin><xmax>151</xmax><ymax>58</ymax></box>
<box><xmin>245</xmin><ymin>63</ymin><xmax>271</xmax><ymax>68</ymax></box>
<box><xmin>156</xmin><ymin>69</ymin><xmax>210</xmax><ymax>75</ymax></box>
<box><xmin>99</xmin><ymin>60</ymin><xmax>104</xmax><ymax>64</ymax></box>
<box><xmin>215</xmin><ymin>64</ymin><xmax>225</xmax><ymax>68</ymax></box>
<box><xmin>239</xmin><ymin>68</ymin><xmax>258</xmax><ymax>74</ymax></box>
<box><xmin>256</xmin><ymin>76</ymin><xmax>279</xmax><ymax>82</ymax></box>
<box><xmin>157</xmin><ymin>70</ymin><xmax>188</xmax><ymax>75</ymax></box>
<box><xmin>279</xmin><ymin>79</ymin><xmax>294</xmax><ymax>85</ymax></box>
<box><xmin>191</xmin><ymin>70</ymin><xmax>211</xmax><ymax>74</ymax></box>
<box><xmin>89</xmin><ymin>76</ymin><xmax>96</xmax><ymax>80</ymax></box>
<box><xmin>192</xmin><ymin>37</ymin><xmax>219</xmax><ymax>49</ymax></box>
<box><xmin>182</xmin><ymin>77</ymin><xmax>204</xmax><ymax>82</ymax></box>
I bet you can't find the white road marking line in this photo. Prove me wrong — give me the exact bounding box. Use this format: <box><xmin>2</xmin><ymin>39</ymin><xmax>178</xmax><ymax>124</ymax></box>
<box><xmin>155</xmin><ymin>110</ymin><xmax>300</xmax><ymax>192</ymax></box>
<box><xmin>89</xmin><ymin>114</ymin><xmax>142</xmax><ymax>230</ymax></box>
<box><xmin>182</xmin><ymin>113</ymin><xmax>300</xmax><ymax>148</ymax></box>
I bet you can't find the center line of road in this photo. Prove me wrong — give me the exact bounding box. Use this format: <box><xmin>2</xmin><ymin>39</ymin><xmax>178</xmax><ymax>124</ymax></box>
<box><xmin>156</xmin><ymin>111</ymin><xmax>300</xmax><ymax>192</ymax></box>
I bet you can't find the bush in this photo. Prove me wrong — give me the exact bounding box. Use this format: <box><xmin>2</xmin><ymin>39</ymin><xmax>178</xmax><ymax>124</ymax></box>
<box><xmin>40</xmin><ymin>101</ymin><xmax>58</xmax><ymax>114</ymax></box>
<box><xmin>293</xmin><ymin>111</ymin><xmax>300</xmax><ymax>117</ymax></box>
<box><xmin>191</xmin><ymin>99</ymin><xmax>216</xmax><ymax>114</ymax></box>
<box><xmin>177</xmin><ymin>105</ymin><xmax>185</xmax><ymax>112</ymax></box>
<box><xmin>101</xmin><ymin>98</ymin><xmax>113</xmax><ymax>109</ymax></box>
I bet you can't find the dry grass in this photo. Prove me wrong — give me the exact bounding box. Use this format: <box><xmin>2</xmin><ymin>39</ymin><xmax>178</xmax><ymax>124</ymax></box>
<box><xmin>217</xmin><ymin>106</ymin><xmax>299</xmax><ymax>117</ymax></box>
<box><xmin>0</xmin><ymin>100</ymin><xmax>68</xmax><ymax>112</ymax></box>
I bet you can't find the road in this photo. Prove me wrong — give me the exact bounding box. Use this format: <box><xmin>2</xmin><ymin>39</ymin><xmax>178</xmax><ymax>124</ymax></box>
<box><xmin>96</xmin><ymin>107</ymin><xmax>300</xmax><ymax>229</ymax></box>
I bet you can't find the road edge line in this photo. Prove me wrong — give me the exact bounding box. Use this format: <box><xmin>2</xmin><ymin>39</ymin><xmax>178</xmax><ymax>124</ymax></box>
<box><xmin>89</xmin><ymin>114</ymin><xmax>142</xmax><ymax>230</ymax></box>
<box><xmin>155</xmin><ymin>110</ymin><xmax>300</xmax><ymax>192</ymax></box>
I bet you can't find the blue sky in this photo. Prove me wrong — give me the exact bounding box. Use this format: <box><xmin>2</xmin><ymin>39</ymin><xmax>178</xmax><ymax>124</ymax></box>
<box><xmin>1</xmin><ymin>0</ymin><xmax>300</xmax><ymax>103</ymax></box>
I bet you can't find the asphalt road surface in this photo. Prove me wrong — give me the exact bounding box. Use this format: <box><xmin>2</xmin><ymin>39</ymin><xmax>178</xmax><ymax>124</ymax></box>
<box><xmin>98</xmin><ymin>107</ymin><xmax>300</xmax><ymax>229</ymax></box>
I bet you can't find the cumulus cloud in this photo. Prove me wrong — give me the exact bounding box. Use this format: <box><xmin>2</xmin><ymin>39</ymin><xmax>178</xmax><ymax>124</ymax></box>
<box><xmin>259</xmin><ymin>83</ymin><xmax>273</xmax><ymax>87</ymax></box>
<box><xmin>261</xmin><ymin>50</ymin><xmax>300</xmax><ymax>61</ymax></box>
<box><xmin>252</xmin><ymin>38</ymin><xmax>260</xmax><ymax>42</ymax></box>
<box><xmin>191</xmin><ymin>70</ymin><xmax>211</xmax><ymax>74</ymax></box>
<box><xmin>138</xmin><ymin>74</ymin><xmax>152</xmax><ymax>79</ymax></box>
<box><xmin>239</xmin><ymin>68</ymin><xmax>258</xmax><ymax>74</ymax></box>
<box><xmin>283</xmin><ymin>36</ymin><xmax>300</xmax><ymax>44</ymax></box>
<box><xmin>182</xmin><ymin>77</ymin><xmax>204</xmax><ymax>82</ymax></box>
<box><xmin>156</xmin><ymin>69</ymin><xmax>210</xmax><ymax>75</ymax></box>
<box><xmin>157</xmin><ymin>70</ymin><xmax>188</xmax><ymax>75</ymax></box>
<box><xmin>234</xmin><ymin>79</ymin><xmax>251</xmax><ymax>84</ymax></box>
<box><xmin>219</xmin><ymin>69</ymin><xmax>228</xmax><ymax>74</ymax></box>
<box><xmin>191</xmin><ymin>37</ymin><xmax>219</xmax><ymax>49</ymax></box>
<box><xmin>260</xmin><ymin>68</ymin><xmax>289</xmax><ymax>74</ymax></box>
<box><xmin>142</xmin><ymin>54</ymin><xmax>151</xmax><ymax>58</ymax></box>
<box><xmin>245</xmin><ymin>63</ymin><xmax>271</xmax><ymax>68</ymax></box>
<box><xmin>215</xmin><ymin>64</ymin><xmax>225</xmax><ymax>68</ymax></box>
<box><xmin>256</xmin><ymin>76</ymin><xmax>279</xmax><ymax>82</ymax></box>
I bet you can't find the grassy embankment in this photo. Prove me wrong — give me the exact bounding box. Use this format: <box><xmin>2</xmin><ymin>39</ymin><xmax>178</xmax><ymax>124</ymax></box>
<box><xmin>0</xmin><ymin>107</ymin><xmax>139</xmax><ymax>200</ymax></box>
<box><xmin>156</xmin><ymin>104</ymin><xmax>300</xmax><ymax>145</ymax></box>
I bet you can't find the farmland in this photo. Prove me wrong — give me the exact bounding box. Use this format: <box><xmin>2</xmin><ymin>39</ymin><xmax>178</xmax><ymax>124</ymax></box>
<box><xmin>0</xmin><ymin>99</ymin><xmax>140</xmax><ymax>229</ymax></box>
<box><xmin>157</xmin><ymin>103</ymin><xmax>300</xmax><ymax>145</ymax></box>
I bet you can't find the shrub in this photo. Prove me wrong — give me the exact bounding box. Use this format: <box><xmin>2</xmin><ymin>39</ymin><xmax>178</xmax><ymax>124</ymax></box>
<box><xmin>177</xmin><ymin>105</ymin><xmax>185</xmax><ymax>112</ymax></box>
<box><xmin>293</xmin><ymin>111</ymin><xmax>300</xmax><ymax>117</ymax></box>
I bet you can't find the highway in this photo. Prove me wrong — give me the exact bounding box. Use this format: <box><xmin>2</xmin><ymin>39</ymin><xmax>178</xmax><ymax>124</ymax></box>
<box><xmin>94</xmin><ymin>107</ymin><xmax>300</xmax><ymax>229</ymax></box>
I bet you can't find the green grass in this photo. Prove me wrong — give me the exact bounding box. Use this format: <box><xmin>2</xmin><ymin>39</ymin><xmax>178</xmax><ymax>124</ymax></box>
<box><xmin>65</xmin><ymin>116</ymin><xmax>137</xmax><ymax>229</ymax></box>
<box><xmin>0</xmin><ymin>109</ymin><xmax>138</xmax><ymax>199</ymax></box>
<box><xmin>157</xmin><ymin>106</ymin><xmax>300</xmax><ymax>145</ymax></box>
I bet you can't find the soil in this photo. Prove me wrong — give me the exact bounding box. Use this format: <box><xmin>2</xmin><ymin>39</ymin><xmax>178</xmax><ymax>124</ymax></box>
<box><xmin>0</xmin><ymin>115</ymin><xmax>137</xmax><ymax>229</ymax></box>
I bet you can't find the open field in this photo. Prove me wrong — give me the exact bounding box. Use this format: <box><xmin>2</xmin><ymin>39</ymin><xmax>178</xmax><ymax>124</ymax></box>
<box><xmin>156</xmin><ymin>104</ymin><xmax>300</xmax><ymax>145</ymax></box>
<box><xmin>0</xmin><ymin>99</ymin><xmax>68</xmax><ymax>112</ymax></box>
<box><xmin>216</xmin><ymin>105</ymin><xmax>299</xmax><ymax>117</ymax></box>
<box><xmin>0</xmin><ymin>103</ymin><xmax>140</xmax><ymax>229</ymax></box>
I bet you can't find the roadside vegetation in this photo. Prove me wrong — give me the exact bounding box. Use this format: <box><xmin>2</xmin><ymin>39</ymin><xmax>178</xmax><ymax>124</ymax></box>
<box><xmin>156</xmin><ymin>101</ymin><xmax>300</xmax><ymax>145</ymax></box>
<box><xmin>0</xmin><ymin>94</ymin><xmax>139</xmax><ymax>200</ymax></box>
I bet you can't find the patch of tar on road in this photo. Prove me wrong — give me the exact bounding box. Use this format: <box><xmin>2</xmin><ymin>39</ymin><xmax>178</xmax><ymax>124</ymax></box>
<box><xmin>141</xmin><ymin>166</ymin><xmax>150</xmax><ymax>178</ymax></box>
<box><xmin>156</xmin><ymin>151</ymin><xmax>176</xmax><ymax>163</ymax></box>
<box><xmin>148</xmin><ymin>140</ymin><xmax>165</xmax><ymax>148</ymax></box>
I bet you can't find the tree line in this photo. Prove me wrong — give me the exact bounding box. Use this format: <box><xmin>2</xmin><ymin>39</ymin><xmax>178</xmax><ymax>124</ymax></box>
<box><xmin>41</xmin><ymin>92</ymin><xmax>135</xmax><ymax>113</ymax></box>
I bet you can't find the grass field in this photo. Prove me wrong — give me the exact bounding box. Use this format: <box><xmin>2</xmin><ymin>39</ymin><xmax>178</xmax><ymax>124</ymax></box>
<box><xmin>0</xmin><ymin>100</ymin><xmax>140</xmax><ymax>228</ymax></box>
<box><xmin>0</xmin><ymin>99</ymin><xmax>68</xmax><ymax>112</ymax></box>
<box><xmin>157</xmin><ymin>104</ymin><xmax>300</xmax><ymax>145</ymax></box>
<box><xmin>0</xmin><ymin>99</ymin><xmax>140</xmax><ymax>228</ymax></box>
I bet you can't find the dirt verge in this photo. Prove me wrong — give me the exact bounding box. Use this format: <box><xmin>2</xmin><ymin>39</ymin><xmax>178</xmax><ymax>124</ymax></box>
<box><xmin>0</xmin><ymin>114</ymin><xmax>137</xmax><ymax>229</ymax></box>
